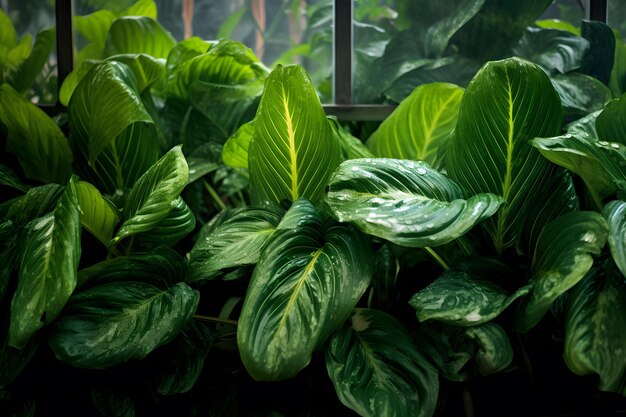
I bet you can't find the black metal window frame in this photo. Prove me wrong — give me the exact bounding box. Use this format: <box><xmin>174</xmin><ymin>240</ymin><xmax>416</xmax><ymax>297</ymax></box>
<box><xmin>49</xmin><ymin>0</ymin><xmax>609</xmax><ymax>120</ymax></box>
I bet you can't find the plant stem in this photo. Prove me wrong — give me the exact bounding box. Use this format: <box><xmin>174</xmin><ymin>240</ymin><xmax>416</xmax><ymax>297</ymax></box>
<box><xmin>193</xmin><ymin>314</ymin><xmax>238</xmax><ymax>326</ymax></box>
<box><xmin>462</xmin><ymin>385</ymin><xmax>475</xmax><ymax>417</ymax></box>
<box><xmin>424</xmin><ymin>246</ymin><xmax>449</xmax><ymax>270</ymax></box>
<box><xmin>204</xmin><ymin>180</ymin><xmax>226</xmax><ymax>210</ymax></box>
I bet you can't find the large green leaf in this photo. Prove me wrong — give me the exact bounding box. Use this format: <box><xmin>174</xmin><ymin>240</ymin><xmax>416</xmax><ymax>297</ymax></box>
<box><xmin>0</xmin><ymin>84</ymin><xmax>72</xmax><ymax>184</ymax></box>
<box><xmin>410</xmin><ymin>259</ymin><xmax>530</xmax><ymax>325</ymax></box>
<box><xmin>328</xmin><ymin>117</ymin><xmax>374</xmax><ymax>160</ymax></box>
<box><xmin>248</xmin><ymin>65</ymin><xmax>342</xmax><ymax>204</ymax></box>
<box><xmin>580</xmin><ymin>20</ymin><xmax>615</xmax><ymax>86</ymax></box>
<box><xmin>7</xmin><ymin>27</ymin><xmax>55</xmax><ymax>94</ymax></box>
<box><xmin>325</xmin><ymin>158</ymin><xmax>503</xmax><ymax>248</ymax></box>
<box><xmin>596</xmin><ymin>93</ymin><xmax>626</xmax><ymax>144</ymax></box>
<box><xmin>222</xmin><ymin>120</ymin><xmax>254</xmax><ymax>170</ymax></box>
<box><xmin>75</xmin><ymin>180</ymin><xmax>120</xmax><ymax>246</ymax></box>
<box><xmin>237</xmin><ymin>199</ymin><xmax>373</xmax><ymax>381</ymax></box>
<box><xmin>602</xmin><ymin>200</ymin><xmax>626</xmax><ymax>279</ymax></box>
<box><xmin>4</xmin><ymin>184</ymin><xmax>64</xmax><ymax>227</ymax></box>
<box><xmin>366</xmin><ymin>83</ymin><xmax>463</xmax><ymax>166</ymax></box>
<box><xmin>531</xmin><ymin>134</ymin><xmax>626</xmax><ymax>205</ymax></box>
<box><xmin>514</xmin><ymin>211</ymin><xmax>608</xmax><ymax>332</ymax></box>
<box><xmin>0</xmin><ymin>164</ymin><xmax>30</xmax><ymax>193</ymax></box>
<box><xmin>165</xmin><ymin>37</ymin><xmax>214</xmax><ymax>77</ymax></box>
<box><xmin>9</xmin><ymin>177</ymin><xmax>81</xmax><ymax>348</ymax></box>
<box><xmin>188</xmin><ymin>203</ymin><xmax>285</xmax><ymax>284</ymax></box>
<box><xmin>564</xmin><ymin>262</ymin><xmax>626</xmax><ymax>394</ymax></box>
<box><xmin>550</xmin><ymin>72</ymin><xmax>612</xmax><ymax>116</ymax></box>
<box><xmin>112</xmin><ymin>146</ymin><xmax>189</xmax><ymax>244</ymax></box>
<box><xmin>325</xmin><ymin>308</ymin><xmax>438</xmax><ymax>417</ymax></box>
<box><xmin>104</xmin><ymin>16</ymin><xmax>175</xmax><ymax>59</ymax></box>
<box><xmin>609</xmin><ymin>31</ymin><xmax>626</xmax><ymax>97</ymax></box>
<box><xmin>48</xmin><ymin>281</ymin><xmax>198</xmax><ymax>369</ymax></box>
<box><xmin>513</xmin><ymin>27</ymin><xmax>589</xmax><ymax>74</ymax></box>
<box><xmin>130</xmin><ymin>197</ymin><xmax>195</xmax><ymax>250</ymax></box>
<box><xmin>446</xmin><ymin>57</ymin><xmax>562</xmax><ymax>253</ymax></box>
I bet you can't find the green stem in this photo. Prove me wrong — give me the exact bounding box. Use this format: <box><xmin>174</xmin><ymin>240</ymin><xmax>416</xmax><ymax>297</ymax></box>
<box><xmin>193</xmin><ymin>314</ymin><xmax>238</xmax><ymax>326</ymax></box>
<box><xmin>204</xmin><ymin>180</ymin><xmax>226</xmax><ymax>211</ymax></box>
<box><xmin>424</xmin><ymin>246</ymin><xmax>449</xmax><ymax>270</ymax></box>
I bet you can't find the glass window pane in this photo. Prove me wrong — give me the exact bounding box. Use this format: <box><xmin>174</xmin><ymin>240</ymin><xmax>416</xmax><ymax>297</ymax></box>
<box><xmin>609</xmin><ymin>0</ymin><xmax>626</xmax><ymax>40</ymax></box>
<box><xmin>72</xmin><ymin>0</ymin><xmax>332</xmax><ymax>101</ymax></box>
<box><xmin>2</xmin><ymin>1</ymin><xmax>57</xmax><ymax>104</ymax></box>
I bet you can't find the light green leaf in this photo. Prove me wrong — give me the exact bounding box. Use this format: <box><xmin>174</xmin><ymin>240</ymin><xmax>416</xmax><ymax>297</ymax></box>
<box><xmin>9</xmin><ymin>177</ymin><xmax>81</xmax><ymax>348</ymax></box>
<box><xmin>165</xmin><ymin>37</ymin><xmax>214</xmax><ymax>77</ymax></box>
<box><xmin>131</xmin><ymin>196</ymin><xmax>195</xmax><ymax>249</ymax></box>
<box><xmin>602</xmin><ymin>200</ymin><xmax>626</xmax><ymax>279</ymax></box>
<box><xmin>410</xmin><ymin>260</ymin><xmax>530</xmax><ymax>325</ymax></box>
<box><xmin>188</xmin><ymin>203</ymin><xmax>285</xmax><ymax>284</ymax></box>
<box><xmin>223</xmin><ymin>120</ymin><xmax>254</xmax><ymax>169</ymax></box>
<box><xmin>123</xmin><ymin>0</ymin><xmax>157</xmax><ymax>18</ymax></box>
<box><xmin>0</xmin><ymin>9</ymin><xmax>18</xmax><ymax>49</ymax></box>
<box><xmin>367</xmin><ymin>83</ymin><xmax>463</xmax><ymax>167</ymax></box>
<box><xmin>513</xmin><ymin>27</ymin><xmax>589</xmax><ymax>74</ymax></box>
<box><xmin>75</xmin><ymin>180</ymin><xmax>120</xmax><ymax>246</ymax></box>
<box><xmin>515</xmin><ymin>211</ymin><xmax>608</xmax><ymax>332</ymax></box>
<box><xmin>597</xmin><ymin>93</ymin><xmax>626</xmax><ymax>144</ymax></box>
<box><xmin>531</xmin><ymin>134</ymin><xmax>626</xmax><ymax>204</ymax></box>
<box><xmin>551</xmin><ymin>71</ymin><xmax>612</xmax><ymax>116</ymax></box>
<box><xmin>325</xmin><ymin>158</ymin><xmax>503</xmax><ymax>248</ymax></box>
<box><xmin>106</xmin><ymin>53</ymin><xmax>166</xmax><ymax>94</ymax></box>
<box><xmin>609</xmin><ymin>31</ymin><xmax>626</xmax><ymax>97</ymax></box>
<box><xmin>325</xmin><ymin>308</ymin><xmax>438</xmax><ymax>417</ymax></box>
<box><xmin>447</xmin><ymin>57</ymin><xmax>563</xmax><ymax>253</ymax></box>
<box><xmin>74</xmin><ymin>10</ymin><xmax>115</xmax><ymax>48</ymax></box>
<box><xmin>0</xmin><ymin>315</ymin><xmax>38</xmax><ymax>388</ymax></box>
<box><xmin>48</xmin><ymin>281</ymin><xmax>199</xmax><ymax>369</ymax></box>
<box><xmin>328</xmin><ymin>117</ymin><xmax>374</xmax><ymax>160</ymax></box>
<box><xmin>105</xmin><ymin>16</ymin><xmax>175</xmax><ymax>59</ymax></box>
<box><xmin>564</xmin><ymin>263</ymin><xmax>626</xmax><ymax>394</ymax></box>
<box><xmin>237</xmin><ymin>199</ymin><xmax>373</xmax><ymax>381</ymax></box>
<box><xmin>0</xmin><ymin>84</ymin><xmax>72</xmax><ymax>184</ymax></box>
<box><xmin>248</xmin><ymin>64</ymin><xmax>342</xmax><ymax>204</ymax></box>
<box><xmin>113</xmin><ymin>146</ymin><xmax>189</xmax><ymax>244</ymax></box>
<box><xmin>535</xmin><ymin>19</ymin><xmax>581</xmax><ymax>35</ymax></box>
<box><xmin>7</xmin><ymin>27</ymin><xmax>55</xmax><ymax>94</ymax></box>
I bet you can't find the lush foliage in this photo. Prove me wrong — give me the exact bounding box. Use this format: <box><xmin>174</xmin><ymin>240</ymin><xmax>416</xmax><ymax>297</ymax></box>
<box><xmin>1</xmin><ymin>1</ymin><xmax>626</xmax><ymax>416</ymax></box>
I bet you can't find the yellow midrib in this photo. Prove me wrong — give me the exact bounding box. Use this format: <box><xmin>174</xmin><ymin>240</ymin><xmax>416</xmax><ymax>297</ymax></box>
<box><xmin>282</xmin><ymin>86</ymin><xmax>299</xmax><ymax>201</ymax></box>
<box><xmin>416</xmin><ymin>90</ymin><xmax>461</xmax><ymax>161</ymax></box>
<box><xmin>496</xmin><ymin>71</ymin><xmax>515</xmax><ymax>251</ymax></box>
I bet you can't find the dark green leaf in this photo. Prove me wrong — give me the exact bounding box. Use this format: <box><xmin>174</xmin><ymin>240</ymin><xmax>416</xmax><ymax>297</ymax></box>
<box><xmin>566</xmin><ymin>110</ymin><xmax>601</xmax><ymax>139</ymax></box>
<box><xmin>410</xmin><ymin>261</ymin><xmax>530</xmax><ymax>325</ymax></box>
<box><xmin>325</xmin><ymin>308</ymin><xmax>438</xmax><ymax>417</ymax></box>
<box><xmin>367</xmin><ymin>83</ymin><xmax>463</xmax><ymax>167</ymax></box>
<box><xmin>105</xmin><ymin>16</ymin><xmax>175</xmax><ymax>59</ymax></box>
<box><xmin>367</xmin><ymin>245</ymin><xmax>398</xmax><ymax>310</ymax></box>
<box><xmin>515</xmin><ymin>211</ymin><xmax>608</xmax><ymax>332</ymax></box>
<box><xmin>551</xmin><ymin>72</ymin><xmax>612</xmax><ymax>116</ymax></box>
<box><xmin>0</xmin><ymin>164</ymin><xmax>30</xmax><ymax>193</ymax></box>
<box><xmin>447</xmin><ymin>58</ymin><xmax>562</xmax><ymax>253</ymax></box>
<box><xmin>7</xmin><ymin>27</ymin><xmax>55</xmax><ymax>93</ymax></box>
<box><xmin>92</xmin><ymin>388</ymin><xmax>135</xmax><ymax>417</ymax></box>
<box><xmin>188</xmin><ymin>203</ymin><xmax>285</xmax><ymax>284</ymax></box>
<box><xmin>9</xmin><ymin>177</ymin><xmax>81</xmax><ymax>348</ymax></box>
<box><xmin>5</xmin><ymin>184</ymin><xmax>64</xmax><ymax>227</ymax></box>
<box><xmin>0</xmin><ymin>315</ymin><xmax>38</xmax><ymax>388</ymax></box>
<box><xmin>535</xmin><ymin>19</ymin><xmax>581</xmax><ymax>35</ymax></box>
<box><xmin>0</xmin><ymin>84</ymin><xmax>72</xmax><ymax>184</ymax></box>
<box><xmin>75</xmin><ymin>180</ymin><xmax>120</xmax><ymax>246</ymax></box>
<box><xmin>113</xmin><ymin>146</ymin><xmax>189</xmax><ymax>244</ymax></box>
<box><xmin>325</xmin><ymin>158</ymin><xmax>503</xmax><ymax>248</ymax></box>
<box><xmin>48</xmin><ymin>281</ymin><xmax>199</xmax><ymax>369</ymax></box>
<box><xmin>564</xmin><ymin>263</ymin><xmax>626</xmax><ymax>394</ymax></box>
<box><xmin>238</xmin><ymin>199</ymin><xmax>373</xmax><ymax>380</ymax></box>
<box><xmin>580</xmin><ymin>20</ymin><xmax>616</xmax><ymax>86</ymax></box>
<box><xmin>602</xmin><ymin>200</ymin><xmax>626</xmax><ymax>279</ymax></box>
<box><xmin>513</xmin><ymin>27</ymin><xmax>589</xmax><ymax>74</ymax></box>
<box><xmin>130</xmin><ymin>196</ymin><xmax>195</xmax><ymax>249</ymax></box>
<box><xmin>248</xmin><ymin>65</ymin><xmax>342</xmax><ymax>204</ymax></box>
<box><xmin>165</xmin><ymin>37</ymin><xmax>214</xmax><ymax>77</ymax></box>
<box><xmin>597</xmin><ymin>93</ymin><xmax>626</xmax><ymax>144</ymax></box>
<box><xmin>609</xmin><ymin>31</ymin><xmax>626</xmax><ymax>97</ymax></box>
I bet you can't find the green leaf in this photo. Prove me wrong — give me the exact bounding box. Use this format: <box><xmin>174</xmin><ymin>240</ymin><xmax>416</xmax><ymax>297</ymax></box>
<box><xmin>0</xmin><ymin>84</ymin><xmax>73</xmax><ymax>184</ymax></box>
<box><xmin>0</xmin><ymin>164</ymin><xmax>30</xmax><ymax>193</ymax></box>
<box><xmin>9</xmin><ymin>177</ymin><xmax>82</xmax><ymax>348</ymax></box>
<box><xmin>222</xmin><ymin>120</ymin><xmax>254</xmax><ymax>169</ymax></box>
<box><xmin>514</xmin><ymin>211</ymin><xmax>608</xmax><ymax>332</ymax></box>
<box><xmin>5</xmin><ymin>184</ymin><xmax>64</xmax><ymax>227</ymax></box>
<box><xmin>113</xmin><ymin>146</ymin><xmax>189</xmax><ymax>244</ymax></box>
<box><xmin>48</xmin><ymin>281</ymin><xmax>199</xmax><ymax>369</ymax></box>
<box><xmin>367</xmin><ymin>83</ymin><xmax>463</xmax><ymax>167</ymax></box>
<box><xmin>580</xmin><ymin>20</ymin><xmax>615</xmax><ymax>86</ymax></box>
<box><xmin>551</xmin><ymin>71</ymin><xmax>612</xmax><ymax>117</ymax></box>
<box><xmin>188</xmin><ymin>203</ymin><xmax>285</xmax><ymax>284</ymax></box>
<box><xmin>74</xmin><ymin>10</ymin><xmax>115</xmax><ymax>49</ymax></box>
<box><xmin>564</xmin><ymin>262</ymin><xmax>626</xmax><ymax>394</ymax></box>
<box><xmin>105</xmin><ymin>16</ymin><xmax>175</xmax><ymax>59</ymax></box>
<box><xmin>165</xmin><ymin>37</ymin><xmax>213</xmax><ymax>77</ymax></box>
<box><xmin>602</xmin><ymin>200</ymin><xmax>626</xmax><ymax>279</ymax></box>
<box><xmin>77</xmin><ymin>246</ymin><xmax>186</xmax><ymax>289</ymax></box>
<box><xmin>609</xmin><ymin>31</ymin><xmax>626</xmax><ymax>97</ymax></box>
<box><xmin>0</xmin><ymin>315</ymin><xmax>38</xmax><ymax>388</ymax></box>
<box><xmin>0</xmin><ymin>9</ymin><xmax>18</xmax><ymax>49</ymax></box>
<box><xmin>447</xmin><ymin>57</ymin><xmax>562</xmax><ymax>253</ymax></box>
<box><xmin>7</xmin><ymin>27</ymin><xmax>55</xmax><ymax>93</ymax></box>
<box><xmin>325</xmin><ymin>158</ymin><xmax>503</xmax><ymax>248</ymax></box>
<box><xmin>531</xmin><ymin>134</ymin><xmax>626</xmax><ymax>204</ymax></box>
<box><xmin>248</xmin><ymin>64</ymin><xmax>342</xmax><ymax>204</ymax></box>
<box><xmin>410</xmin><ymin>260</ymin><xmax>531</xmax><ymax>325</ymax></box>
<box><xmin>535</xmin><ymin>19</ymin><xmax>581</xmax><ymax>35</ymax></box>
<box><xmin>328</xmin><ymin>117</ymin><xmax>374</xmax><ymax>160</ymax></box>
<box><xmin>153</xmin><ymin>321</ymin><xmax>212</xmax><ymax>395</ymax></box>
<box><xmin>513</xmin><ymin>27</ymin><xmax>589</xmax><ymax>74</ymax></box>
<box><xmin>237</xmin><ymin>199</ymin><xmax>373</xmax><ymax>380</ymax></box>
<box><xmin>123</xmin><ymin>0</ymin><xmax>157</xmax><ymax>18</ymax></box>
<box><xmin>59</xmin><ymin>59</ymin><xmax>99</xmax><ymax>107</ymax></box>
<box><xmin>106</xmin><ymin>53</ymin><xmax>166</xmax><ymax>94</ymax></box>
<box><xmin>597</xmin><ymin>93</ymin><xmax>626</xmax><ymax>144</ymax></box>
<box><xmin>75</xmin><ymin>180</ymin><xmax>120</xmax><ymax>246</ymax></box>
<box><xmin>325</xmin><ymin>308</ymin><xmax>438</xmax><ymax>417</ymax></box>
<box><xmin>91</xmin><ymin>388</ymin><xmax>135</xmax><ymax>417</ymax></box>
<box><xmin>566</xmin><ymin>110</ymin><xmax>601</xmax><ymax>139</ymax></box>
<box><xmin>131</xmin><ymin>196</ymin><xmax>195</xmax><ymax>249</ymax></box>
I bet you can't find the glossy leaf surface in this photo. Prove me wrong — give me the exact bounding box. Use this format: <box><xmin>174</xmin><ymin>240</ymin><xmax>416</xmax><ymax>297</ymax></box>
<box><xmin>237</xmin><ymin>200</ymin><xmax>373</xmax><ymax>380</ymax></box>
<box><xmin>367</xmin><ymin>83</ymin><xmax>463</xmax><ymax>166</ymax></box>
<box><xmin>48</xmin><ymin>282</ymin><xmax>198</xmax><ymax>369</ymax></box>
<box><xmin>325</xmin><ymin>158</ymin><xmax>503</xmax><ymax>248</ymax></box>
<box><xmin>75</xmin><ymin>180</ymin><xmax>120</xmax><ymax>246</ymax></box>
<box><xmin>447</xmin><ymin>58</ymin><xmax>562</xmax><ymax>252</ymax></box>
<box><xmin>515</xmin><ymin>211</ymin><xmax>608</xmax><ymax>332</ymax></box>
<box><xmin>248</xmin><ymin>65</ymin><xmax>341</xmax><ymax>204</ymax></box>
<box><xmin>596</xmin><ymin>93</ymin><xmax>626</xmax><ymax>143</ymax></box>
<box><xmin>602</xmin><ymin>200</ymin><xmax>626</xmax><ymax>279</ymax></box>
<box><xmin>104</xmin><ymin>16</ymin><xmax>175</xmax><ymax>59</ymax></box>
<box><xmin>326</xmin><ymin>309</ymin><xmax>438</xmax><ymax>417</ymax></box>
